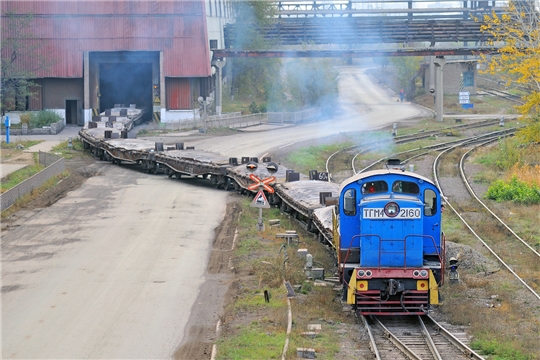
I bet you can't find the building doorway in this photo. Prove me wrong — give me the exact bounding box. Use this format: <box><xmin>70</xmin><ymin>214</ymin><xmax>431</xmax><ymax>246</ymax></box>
<box><xmin>65</xmin><ymin>99</ymin><xmax>83</xmax><ymax>125</ymax></box>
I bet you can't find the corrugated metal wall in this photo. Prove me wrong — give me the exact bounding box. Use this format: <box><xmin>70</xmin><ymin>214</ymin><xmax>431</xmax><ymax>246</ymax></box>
<box><xmin>166</xmin><ymin>78</ymin><xmax>192</xmax><ymax>110</ymax></box>
<box><xmin>1</xmin><ymin>0</ymin><xmax>211</xmax><ymax>78</ymax></box>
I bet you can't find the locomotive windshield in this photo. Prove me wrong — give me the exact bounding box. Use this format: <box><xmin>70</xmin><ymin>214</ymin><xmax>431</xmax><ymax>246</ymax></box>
<box><xmin>391</xmin><ymin>180</ymin><xmax>420</xmax><ymax>194</ymax></box>
<box><xmin>361</xmin><ymin>181</ymin><xmax>388</xmax><ymax>194</ymax></box>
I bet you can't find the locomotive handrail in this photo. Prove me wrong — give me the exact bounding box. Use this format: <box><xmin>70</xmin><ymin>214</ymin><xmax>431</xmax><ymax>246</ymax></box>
<box><xmin>404</xmin><ymin>234</ymin><xmax>445</xmax><ymax>286</ymax></box>
<box><xmin>347</xmin><ymin>233</ymin><xmax>443</xmax><ymax>272</ymax></box>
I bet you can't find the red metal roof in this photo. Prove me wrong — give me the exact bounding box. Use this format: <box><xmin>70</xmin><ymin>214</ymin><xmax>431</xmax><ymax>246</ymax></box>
<box><xmin>1</xmin><ymin>0</ymin><xmax>210</xmax><ymax>78</ymax></box>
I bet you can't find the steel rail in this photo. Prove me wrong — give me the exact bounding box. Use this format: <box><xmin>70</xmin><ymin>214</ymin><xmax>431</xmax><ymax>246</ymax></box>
<box><xmin>433</xmin><ymin>140</ymin><xmax>540</xmax><ymax>303</ymax></box>
<box><xmin>372</xmin><ymin>317</ymin><xmax>423</xmax><ymax>360</ymax></box>
<box><xmin>417</xmin><ymin>315</ymin><xmax>442</xmax><ymax>360</ymax></box>
<box><xmin>327</xmin><ymin>119</ymin><xmax>504</xmax><ymax>178</ymax></box>
<box><xmin>459</xmin><ymin>143</ymin><xmax>540</xmax><ymax>259</ymax></box>
<box><xmin>356</xmin><ymin>128</ymin><xmax>517</xmax><ymax>174</ymax></box>
<box><xmin>361</xmin><ymin>315</ymin><xmax>382</xmax><ymax>360</ymax></box>
<box><xmin>424</xmin><ymin>315</ymin><xmax>484</xmax><ymax>360</ymax></box>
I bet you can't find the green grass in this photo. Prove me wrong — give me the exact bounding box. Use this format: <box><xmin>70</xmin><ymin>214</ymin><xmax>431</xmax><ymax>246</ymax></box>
<box><xmin>471</xmin><ymin>337</ymin><xmax>533</xmax><ymax>360</ymax></box>
<box><xmin>1</xmin><ymin>170</ymin><xmax>70</xmax><ymax>219</ymax></box>
<box><xmin>0</xmin><ymin>163</ymin><xmax>45</xmax><ymax>193</ymax></box>
<box><xmin>216</xmin><ymin>321</ymin><xmax>287</xmax><ymax>360</ymax></box>
<box><xmin>50</xmin><ymin>139</ymin><xmax>86</xmax><ymax>159</ymax></box>
<box><xmin>285</xmin><ymin>143</ymin><xmax>353</xmax><ymax>174</ymax></box>
<box><xmin>1</xmin><ymin>140</ymin><xmax>42</xmax><ymax>149</ymax></box>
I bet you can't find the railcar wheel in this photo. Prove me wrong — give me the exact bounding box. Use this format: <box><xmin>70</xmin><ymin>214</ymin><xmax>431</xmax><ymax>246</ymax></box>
<box><xmin>307</xmin><ymin>220</ymin><xmax>316</xmax><ymax>233</ymax></box>
<box><xmin>224</xmin><ymin>178</ymin><xmax>233</xmax><ymax>191</ymax></box>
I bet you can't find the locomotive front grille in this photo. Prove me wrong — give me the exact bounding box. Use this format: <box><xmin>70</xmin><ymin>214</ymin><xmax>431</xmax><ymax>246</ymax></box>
<box><xmin>355</xmin><ymin>290</ymin><xmax>429</xmax><ymax>315</ymax></box>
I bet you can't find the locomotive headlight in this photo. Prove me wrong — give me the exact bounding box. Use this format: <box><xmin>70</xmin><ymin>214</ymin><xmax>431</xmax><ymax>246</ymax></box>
<box><xmin>384</xmin><ymin>202</ymin><xmax>400</xmax><ymax>217</ymax></box>
<box><xmin>420</xmin><ymin>270</ymin><xmax>428</xmax><ymax>277</ymax></box>
<box><xmin>358</xmin><ymin>270</ymin><xmax>365</xmax><ymax>277</ymax></box>
<box><xmin>366</xmin><ymin>270</ymin><xmax>372</xmax><ymax>277</ymax></box>
<box><xmin>413</xmin><ymin>270</ymin><xmax>420</xmax><ymax>277</ymax></box>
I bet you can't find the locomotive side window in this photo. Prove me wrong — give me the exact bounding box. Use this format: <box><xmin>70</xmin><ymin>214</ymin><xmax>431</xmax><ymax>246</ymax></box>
<box><xmin>361</xmin><ymin>181</ymin><xmax>388</xmax><ymax>195</ymax></box>
<box><xmin>424</xmin><ymin>189</ymin><xmax>437</xmax><ymax>216</ymax></box>
<box><xmin>343</xmin><ymin>189</ymin><xmax>356</xmax><ymax>216</ymax></box>
<box><xmin>391</xmin><ymin>180</ymin><xmax>420</xmax><ymax>195</ymax></box>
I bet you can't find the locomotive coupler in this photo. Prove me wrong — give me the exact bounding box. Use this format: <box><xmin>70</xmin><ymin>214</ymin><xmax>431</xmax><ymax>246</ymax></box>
<box><xmin>384</xmin><ymin>279</ymin><xmax>405</xmax><ymax>296</ymax></box>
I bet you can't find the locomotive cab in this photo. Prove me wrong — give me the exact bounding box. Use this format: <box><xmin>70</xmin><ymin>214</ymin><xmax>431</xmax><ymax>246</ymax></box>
<box><xmin>334</xmin><ymin>168</ymin><xmax>445</xmax><ymax>315</ymax></box>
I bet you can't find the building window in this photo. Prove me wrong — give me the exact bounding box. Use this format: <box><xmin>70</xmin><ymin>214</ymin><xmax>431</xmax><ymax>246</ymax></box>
<box><xmin>210</xmin><ymin>39</ymin><xmax>218</xmax><ymax>49</ymax></box>
<box><xmin>463</xmin><ymin>71</ymin><xmax>474</xmax><ymax>87</ymax></box>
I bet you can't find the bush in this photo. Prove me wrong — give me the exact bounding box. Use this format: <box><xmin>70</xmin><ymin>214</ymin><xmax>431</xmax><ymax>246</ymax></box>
<box><xmin>248</xmin><ymin>101</ymin><xmax>260</xmax><ymax>114</ymax></box>
<box><xmin>486</xmin><ymin>176</ymin><xmax>540</xmax><ymax>204</ymax></box>
<box><xmin>29</xmin><ymin>110</ymin><xmax>62</xmax><ymax>128</ymax></box>
<box><xmin>19</xmin><ymin>113</ymin><xmax>31</xmax><ymax>125</ymax></box>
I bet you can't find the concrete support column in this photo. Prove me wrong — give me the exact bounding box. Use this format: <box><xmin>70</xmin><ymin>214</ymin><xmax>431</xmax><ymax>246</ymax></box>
<box><xmin>211</xmin><ymin>59</ymin><xmax>226</xmax><ymax>116</ymax></box>
<box><xmin>434</xmin><ymin>56</ymin><xmax>446</xmax><ymax>122</ymax></box>
<box><xmin>83</xmin><ymin>52</ymin><xmax>90</xmax><ymax>124</ymax></box>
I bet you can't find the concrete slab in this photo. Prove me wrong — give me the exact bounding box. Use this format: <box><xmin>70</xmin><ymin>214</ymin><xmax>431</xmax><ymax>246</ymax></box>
<box><xmin>1</xmin><ymin>163</ymin><xmax>28</xmax><ymax>179</ymax></box>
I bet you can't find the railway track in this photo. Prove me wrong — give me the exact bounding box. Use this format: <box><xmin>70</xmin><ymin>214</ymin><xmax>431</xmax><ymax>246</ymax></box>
<box><xmin>363</xmin><ymin>315</ymin><xmax>483</xmax><ymax>360</ymax></box>
<box><xmin>353</xmin><ymin>127</ymin><xmax>518</xmax><ymax>175</ymax></box>
<box><xmin>433</xmin><ymin>141</ymin><xmax>540</xmax><ymax>302</ymax></box>
<box><xmin>325</xmin><ymin>118</ymin><xmax>505</xmax><ymax>182</ymax></box>
<box><xmin>481</xmin><ymin>89</ymin><xmax>524</xmax><ymax>104</ymax></box>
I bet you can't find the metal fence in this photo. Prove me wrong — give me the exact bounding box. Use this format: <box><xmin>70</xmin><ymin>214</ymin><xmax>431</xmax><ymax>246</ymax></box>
<box><xmin>205</xmin><ymin>108</ymin><xmax>321</xmax><ymax>129</ymax></box>
<box><xmin>0</xmin><ymin>151</ymin><xmax>65</xmax><ymax>212</ymax></box>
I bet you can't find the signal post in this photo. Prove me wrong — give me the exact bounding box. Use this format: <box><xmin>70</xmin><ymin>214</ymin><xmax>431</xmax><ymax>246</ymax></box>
<box><xmin>246</xmin><ymin>161</ymin><xmax>278</xmax><ymax>231</ymax></box>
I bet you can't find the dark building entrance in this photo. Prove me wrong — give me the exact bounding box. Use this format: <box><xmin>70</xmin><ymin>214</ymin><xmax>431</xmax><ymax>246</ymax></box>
<box><xmin>90</xmin><ymin>52</ymin><xmax>159</xmax><ymax>121</ymax></box>
<box><xmin>99</xmin><ymin>63</ymin><xmax>152</xmax><ymax>111</ymax></box>
<box><xmin>65</xmin><ymin>99</ymin><xmax>83</xmax><ymax>125</ymax></box>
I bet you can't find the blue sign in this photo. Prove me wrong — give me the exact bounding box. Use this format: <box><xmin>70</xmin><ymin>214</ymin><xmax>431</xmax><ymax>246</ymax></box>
<box><xmin>4</xmin><ymin>116</ymin><xmax>10</xmax><ymax>144</ymax></box>
<box><xmin>461</xmin><ymin>104</ymin><xmax>474</xmax><ymax>110</ymax></box>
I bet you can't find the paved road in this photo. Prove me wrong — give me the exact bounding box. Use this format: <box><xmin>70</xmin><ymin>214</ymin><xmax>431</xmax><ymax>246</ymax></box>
<box><xmin>1</xmin><ymin>66</ymin><xmax>427</xmax><ymax>359</ymax></box>
<box><xmin>145</xmin><ymin>66</ymin><xmax>431</xmax><ymax>158</ymax></box>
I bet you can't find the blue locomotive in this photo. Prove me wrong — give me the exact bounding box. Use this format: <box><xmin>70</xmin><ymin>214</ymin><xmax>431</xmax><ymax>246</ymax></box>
<box><xmin>334</xmin><ymin>160</ymin><xmax>445</xmax><ymax>315</ymax></box>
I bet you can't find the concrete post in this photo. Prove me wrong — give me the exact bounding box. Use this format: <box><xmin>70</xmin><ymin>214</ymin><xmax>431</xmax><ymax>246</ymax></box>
<box><xmin>212</xmin><ymin>59</ymin><xmax>226</xmax><ymax>116</ymax></box>
<box><xmin>83</xmin><ymin>52</ymin><xmax>90</xmax><ymax>124</ymax></box>
<box><xmin>434</xmin><ymin>57</ymin><xmax>446</xmax><ymax>122</ymax></box>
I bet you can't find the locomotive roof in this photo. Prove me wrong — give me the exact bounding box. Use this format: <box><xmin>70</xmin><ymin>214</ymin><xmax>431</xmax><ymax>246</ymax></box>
<box><xmin>339</xmin><ymin>169</ymin><xmax>436</xmax><ymax>192</ymax></box>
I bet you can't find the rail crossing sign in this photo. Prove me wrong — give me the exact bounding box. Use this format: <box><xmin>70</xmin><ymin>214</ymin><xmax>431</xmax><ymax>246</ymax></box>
<box><xmin>247</xmin><ymin>174</ymin><xmax>276</xmax><ymax>193</ymax></box>
<box><xmin>251</xmin><ymin>190</ymin><xmax>271</xmax><ymax>209</ymax></box>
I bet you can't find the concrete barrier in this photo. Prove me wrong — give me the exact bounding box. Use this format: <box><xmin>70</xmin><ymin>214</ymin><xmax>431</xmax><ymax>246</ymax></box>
<box><xmin>1</xmin><ymin>152</ymin><xmax>65</xmax><ymax>211</ymax></box>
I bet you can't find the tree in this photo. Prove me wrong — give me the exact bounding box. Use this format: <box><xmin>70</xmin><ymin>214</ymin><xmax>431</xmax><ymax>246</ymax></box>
<box><xmin>229</xmin><ymin>1</ymin><xmax>282</xmax><ymax>101</ymax></box>
<box><xmin>284</xmin><ymin>58</ymin><xmax>339</xmax><ymax>114</ymax></box>
<box><xmin>477</xmin><ymin>1</ymin><xmax>540</xmax><ymax>117</ymax></box>
<box><xmin>1</xmin><ymin>11</ymin><xmax>52</xmax><ymax>116</ymax></box>
<box><xmin>390</xmin><ymin>56</ymin><xmax>422</xmax><ymax>101</ymax></box>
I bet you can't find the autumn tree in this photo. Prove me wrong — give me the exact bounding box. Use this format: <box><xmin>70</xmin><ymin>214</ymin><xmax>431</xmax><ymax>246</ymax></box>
<box><xmin>477</xmin><ymin>0</ymin><xmax>540</xmax><ymax>142</ymax></box>
<box><xmin>1</xmin><ymin>11</ymin><xmax>52</xmax><ymax>116</ymax></box>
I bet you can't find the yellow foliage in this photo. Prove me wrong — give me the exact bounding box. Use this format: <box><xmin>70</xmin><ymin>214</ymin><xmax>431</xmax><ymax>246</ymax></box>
<box><xmin>477</xmin><ymin>0</ymin><xmax>540</xmax><ymax>135</ymax></box>
<box><xmin>509</xmin><ymin>164</ymin><xmax>540</xmax><ymax>186</ymax></box>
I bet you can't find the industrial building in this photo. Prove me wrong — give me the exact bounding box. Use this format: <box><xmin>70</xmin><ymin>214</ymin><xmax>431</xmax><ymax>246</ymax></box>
<box><xmin>1</xmin><ymin>0</ymin><xmax>230</xmax><ymax>124</ymax></box>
